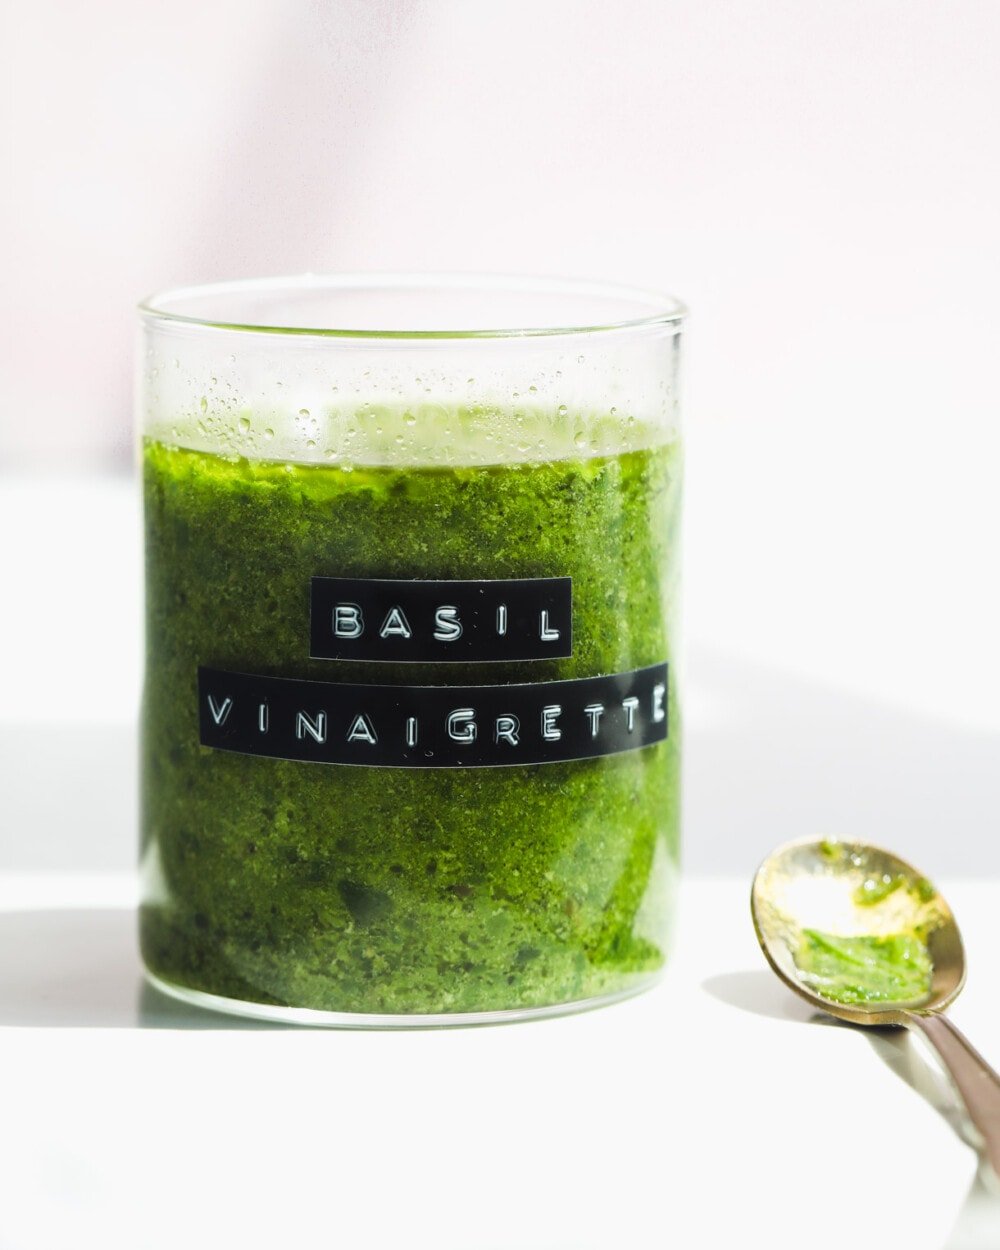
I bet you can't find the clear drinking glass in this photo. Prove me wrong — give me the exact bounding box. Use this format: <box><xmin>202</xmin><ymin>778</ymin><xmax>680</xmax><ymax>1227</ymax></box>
<box><xmin>137</xmin><ymin>274</ymin><xmax>685</xmax><ymax>1025</ymax></box>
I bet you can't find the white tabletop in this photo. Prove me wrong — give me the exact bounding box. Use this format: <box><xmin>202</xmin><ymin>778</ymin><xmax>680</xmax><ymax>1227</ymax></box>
<box><xmin>0</xmin><ymin>873</ymin><xmax>997</xmax><ymax>1250</ymax></box>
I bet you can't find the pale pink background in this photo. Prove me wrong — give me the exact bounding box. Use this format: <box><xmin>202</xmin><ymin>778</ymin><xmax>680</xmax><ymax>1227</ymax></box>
<box><xmin>4</xmin><ymin>1</ymin><xmax>998</xmax><ymax>465</ymax></box>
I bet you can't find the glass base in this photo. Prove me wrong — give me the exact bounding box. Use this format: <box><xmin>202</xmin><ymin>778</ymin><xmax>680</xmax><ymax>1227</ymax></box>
<box><xmin>143</xmin><ymin>968</ymin><xmax>663</xmax><ymax>1029</ymax></box>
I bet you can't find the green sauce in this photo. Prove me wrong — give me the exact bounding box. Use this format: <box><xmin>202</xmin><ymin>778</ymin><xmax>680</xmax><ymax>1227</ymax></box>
<box><xmin>140</xmin><ymin>420</ymin><xmax>681</xmax><ymax>1014</ymax></box>
<box><xmin>796</xmin><ymin>929</ymin><xmax>933</xmax><ymax>1005</ymax></box>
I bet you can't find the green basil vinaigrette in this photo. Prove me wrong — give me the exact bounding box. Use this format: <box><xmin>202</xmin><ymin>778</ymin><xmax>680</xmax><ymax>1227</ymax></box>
<box><xmin>140</xmin><ymin>420</ymin><xmax>681</xmax><ymax>1015</ymax></box>
<box><xmin>796</xmin><ymin>929</ymin><xmax>933</xmax><ymax>1006</ymax></box>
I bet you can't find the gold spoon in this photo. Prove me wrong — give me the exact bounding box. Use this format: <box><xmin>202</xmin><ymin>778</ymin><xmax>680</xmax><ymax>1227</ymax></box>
<box><xmin>751</xmin><ymin>836</ymin><xmax>1000</xmax><ymax>1178</ymax></box>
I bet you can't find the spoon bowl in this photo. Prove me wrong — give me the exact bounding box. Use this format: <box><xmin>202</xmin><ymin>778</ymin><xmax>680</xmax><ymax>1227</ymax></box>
<box><xmin>751</xmin><ymin>836</ymin><xmax>965</xmax><ymax>1025</ymax></box>
<box><xmin>752</xmin><ymin>836</ymin><xmax>1000</xmax><ymax>1178</ymax></box>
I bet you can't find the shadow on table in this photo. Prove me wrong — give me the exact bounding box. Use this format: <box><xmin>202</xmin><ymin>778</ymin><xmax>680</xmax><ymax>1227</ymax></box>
<box><xmin>0</xmin><ymin>907</ymin><xmax>288</xmax><ymax>1029</ymax></box>
<box><xmin>703</xmin><ymin>970</ymin><xmax>1000</xmax><ymax>1249</ymax></box>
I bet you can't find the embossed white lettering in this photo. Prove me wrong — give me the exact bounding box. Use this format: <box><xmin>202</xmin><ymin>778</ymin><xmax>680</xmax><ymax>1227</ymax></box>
<box><xmin>379</xmin><ymin>606</ymin><xmax>412</xmax><ymax>639</ymax></box>
<box><xmin>347</xmin><ymin>713</ymin><xmax>378</xmax><ymax>744</ymax></box>
<box><xmin>296</xmin><ymin>710</ymin><xmax>327</xmax><ymax>743</ymax></box>
<box><xmin>207</xmin><ymin>694</ymin><xmax>233</xmax><ymax>726</ymax></box>
<box><xmin>652</xmin><ymin>683</ymin><xmax>666</xmax><ymax>723</ymax></box>
<box><xmin>583</xmin><ymin>702</ymin><xmax>604</xmax><ymax>738</ymax></box>
<box><xmin>447</xmin><ymin>708</ymin><xmax>477</xmax><ymax>743</ymax></box>
<box><xmin>333</xmin><ymin>603</ymin><xmax>364</xmax><ymax>638</ymax></box>
<box><xmin>433</xmin><ymin>605</ymin><xmax>463</xmax><ymax>642</ymax></box>
<box><xmin>494</xmin><ymin>714</ymin><xmax>520</xmax><ymax>746</ymax></box>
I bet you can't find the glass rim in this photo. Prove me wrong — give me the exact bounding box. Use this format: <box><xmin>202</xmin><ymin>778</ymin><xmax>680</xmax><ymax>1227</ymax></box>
<box><xmin>137</xmin><ymin>272</ymin><xmax>687</xmax><ymax>341</ymax></box>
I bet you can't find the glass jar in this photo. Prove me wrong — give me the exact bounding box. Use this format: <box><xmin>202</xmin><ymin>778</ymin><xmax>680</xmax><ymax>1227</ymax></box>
<box><xmin>137</xmin><ymin>275</ymin><xmax>685</xmax><ymax>1025</ymax></box>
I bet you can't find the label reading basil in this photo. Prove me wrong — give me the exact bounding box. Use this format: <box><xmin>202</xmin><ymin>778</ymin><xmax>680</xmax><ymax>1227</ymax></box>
<box><xmin>199</xmin><ymin>663</ymin><xmax>667</xmax><ymax>769</ymax></box>
<box><xmin>309</xmin><ymin>576</ymin><xmax>572</xmax><ymax>663</ymax></box>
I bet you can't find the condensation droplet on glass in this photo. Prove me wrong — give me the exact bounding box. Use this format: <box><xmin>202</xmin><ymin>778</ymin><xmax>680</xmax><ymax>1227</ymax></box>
<box><xmin>404</xmin><ymin>412</ymin><xmax>416</xmax><ymax>426</ymax></box>
<box><xmin>528</xmin><ymin>385</ymin><xmax>538</xmax><ymax>394</ymax></box>
<box><xmin>237</xmin><ymin>416</ymin><xmax>251</xmax><ymax>435</ymax></box>
<box><xmin>576</xmin><ymin>355</ymin><xmax>585</xmax><ymax>365</ymax></box>
<box><xmin>324</xmin><ymin>448</ymin><xmax>338</xmax><ymax>460</ymax></box>
<box><xmin>574</xmin><ymin>432</ymin><xmax>586</xmax><ymax>449</ymax></box>
<box><xmin>263</xmin><ymin>428</ymin><xmax>274</xmax><ymax>441</ymax></box>
<box><xmin>227</xmin><ymin>355</ymin><xmax>236</xmax><ymax>366</ymax></box>
<box><xmin>199</xmin><ymin>396</ymin><xmax>208</xmax><ymax>413</ymax></box>
<box><xmin>306</xmin><ymin>439</ymin><xmax>316</xmax><ymax>449</ymax></box>
<box><xmin>557</xmin><ymin>404</ymin><xmax>568</xmax><ymax>417</ymax></box>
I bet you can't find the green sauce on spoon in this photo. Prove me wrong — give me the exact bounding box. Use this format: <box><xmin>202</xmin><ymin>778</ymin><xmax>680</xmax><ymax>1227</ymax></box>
<box><xmin>795</xmin><ymin>929</ymin><xmax>933</xmax><ymax>1005</ymax></box>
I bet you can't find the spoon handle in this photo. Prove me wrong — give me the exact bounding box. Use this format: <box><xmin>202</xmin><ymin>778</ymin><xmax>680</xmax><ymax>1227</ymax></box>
<box><xmin>904</xmin><ymin>1011</ymin><xmax>1000</xmax><ymax>1177</ymax></box>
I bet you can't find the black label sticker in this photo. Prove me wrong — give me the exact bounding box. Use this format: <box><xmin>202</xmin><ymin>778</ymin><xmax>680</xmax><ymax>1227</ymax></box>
<box><xmin>199</xmin><ymin>662</ymin><xmax>667</xmax><ymax>769</ymax></box>
<box><xmin>309</xmin><ymin>577</ymin><xmax>573</xmax><ymax>663</ymax></box>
